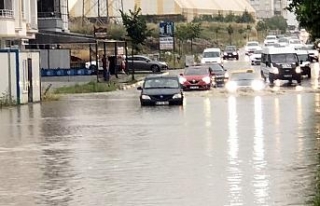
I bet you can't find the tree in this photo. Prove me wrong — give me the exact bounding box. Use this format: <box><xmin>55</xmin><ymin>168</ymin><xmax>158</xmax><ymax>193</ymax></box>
<box><xmin>264</xmin><ymin>16</ymin><xmax>287</xmax><ymax>34</ymax></box>
<box><xmin>288</xmin><ymin>0</ymin><xmax>320</xmax><ymax>38</ymax></box>
<box><xmin>246</xmin><ymin>24</ymin><xmax>252</xmax><ymax>41</ymax></box>
<box><xmin>256</xmin><ymin>20</ymin><xmax>268</xmax><ymax>38</ymax></box>
<box><xmin>120</xmin><ymin>7</ymin><xmax>152</xmax><ymax>80</ymax></box>
<box><xmin>239</xmin><ymin>10</ymin><xmax>255</xmax><ymax>23</ymax></box>
<box><xmin>175</xmin><ymin>22</ymin><xmax>202</xmax><ymax>54</ymax></box>
<box><xmin>225</xmin><ymin>12</ymin><xmax>236</xmax><ymax>23</ymax></box>
<box><xmin>227</xmin><ymin>24</ymin><xmax>234</xmax><ymax>45</ymax></box>
<box><xmin>175</xmin><ymin>24</ymin><xmax>189</xmax><ymax>55</ymax></box>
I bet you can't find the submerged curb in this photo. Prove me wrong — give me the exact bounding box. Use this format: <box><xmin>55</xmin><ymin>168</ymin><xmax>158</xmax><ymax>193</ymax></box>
<box><xmin>119</xmin><ymin>72</ymin><xmax>170</xmax><ymax>90</ymax></box>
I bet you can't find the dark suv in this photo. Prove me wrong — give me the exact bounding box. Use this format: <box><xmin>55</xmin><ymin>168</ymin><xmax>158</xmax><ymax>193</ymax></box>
<box><xmin>222</xmin><ymin>46</ymin><xmax>239</xmax><ymax>60</ymax></box>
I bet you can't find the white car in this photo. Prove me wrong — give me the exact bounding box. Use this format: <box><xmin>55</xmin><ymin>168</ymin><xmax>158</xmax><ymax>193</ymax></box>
<box><xmin>250</xmin><ymin>49</ymin><xmax>262</xmax><ymax>65</ymax></box>
<box><xmin>264</xmin><ymin>35</ymin><xmax>278</xmax><ymax>46</ymax></box>
<box><xmin>288</xmin><ymin>39</ymin><xmax>304</xmax><ymax>49</ymax></box>
<box><xmin>201</xmin><ymin>48</ymin><xmax>223</xmax><ymax>64</ymax></box>
<box><xmin>277</xmin><ymin>37</ymin><xmax>290</xmax><ymax>47</ymax></box>
<box><xmin>244</xmin><ymin>41</ymin><xmax>262</xmax><ymax>55</ymax></box>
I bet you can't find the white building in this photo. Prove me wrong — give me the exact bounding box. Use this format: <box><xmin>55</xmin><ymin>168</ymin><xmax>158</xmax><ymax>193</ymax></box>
<box><xmin>248</xmin><ymin>0</ymin><xmax>288</xmax><ymax>19</ymax></box>
<box><xmin>70</xmin><ymin>0</ymin><xmax>256</xmax><ymax>22</ymax></box>
<box><xmin>0</xmin><ymin>0</ymin><xmax>41</xmax><ymax>105</ymax></box>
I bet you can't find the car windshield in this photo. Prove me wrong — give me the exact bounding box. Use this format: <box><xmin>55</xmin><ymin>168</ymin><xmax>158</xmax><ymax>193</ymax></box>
<box><xmin>203</xmin><ymin>51</ymin><xmax>220</xmax><ymax>58</ymax></box>
<box><xmin>225</xmin><ymin>47</ymin><xmax>236</xmax><ymax>51</ymax></box>
<box><xmin>230</xmin><ymin>72</ymin><xmax>257</xmax><ymax>81</ymax></box>
<box><xmin>270</xmin><ymin>53</ymin><xmax>299</xmax><ymax>63</ymax></box>
<box><xmin>185</xmin><ymin>67</ymin><xmax>209</xmax><ymax>75</ymax></box>
<box><xmin>247</xmin><ymin>42</ymin><xmax>259</xmax><ymax>47</ymax></box>
<box><xmin>298</xmin><ymin>54</ymin><xmax>309</xmax><ymax>61</ymax></box>
<box><xmin>209</xmin><ymin>64</ymin><xmax>224</xmax><ymax>72</ymax></box>
<box><xmin>278</xmin><ymin>38</ymin><xmax>289</xmax><ymax>43</ymax></box>
<box><xmin>266</xmin><ymin>36</ymin><xmax>276</xmax><ymax>40</ymax></box>
<box><xmin>144</xmin><ymin>78</ymin><xmax>179</xmax><ymax>89</ymax></box>
<box><xmin>290</xmin><ymin>40</ymin><xmax>301</xmax><ymax>44</ymax></box>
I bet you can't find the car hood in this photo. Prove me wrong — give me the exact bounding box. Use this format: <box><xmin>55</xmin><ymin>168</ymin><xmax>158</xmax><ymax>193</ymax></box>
<box><xmin>211</xmin><ymin>71</ymin><xmax>225</xmax><ymax>76</ymax></box>
<box><xmin>250</xmin><ymin>54</ymin><xmax>262</xmax><ymax>59</ymax></box>
<box><xmin>201</xmin><ymin>57</ymin><xmax>221</xmax><ymax>63</ymax></box>
<box><xmin>245</xmin><ymin>46</ymin><xmax>261</xmax><ymax>51</ymax></box>
<box><xmin>142</xmin><ymin>88</ymin><xmax>181</xmax><ymax>95</ymax></box>
<box><xmin>184</xmin><ymin>75</ymin><xmax>208</xmax><ymax>80</ymax></box>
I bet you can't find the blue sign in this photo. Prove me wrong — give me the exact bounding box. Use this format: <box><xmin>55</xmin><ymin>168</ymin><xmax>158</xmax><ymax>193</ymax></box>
<box><xmin>159</xmin><ymin>21</ymin><xmax>174</xmax><ymax>37</ymax></box>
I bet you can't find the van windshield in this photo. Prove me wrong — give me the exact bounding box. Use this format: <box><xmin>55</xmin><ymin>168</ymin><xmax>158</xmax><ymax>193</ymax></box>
<box><xmin>203</xmin><ymin>51</ymin><xmax>220</xmax><ymax>58</ymax></box>
<box><xmin>270</xmin><ymin>53</ymin><xmax>298</xmax><ymax>63</ymax></box>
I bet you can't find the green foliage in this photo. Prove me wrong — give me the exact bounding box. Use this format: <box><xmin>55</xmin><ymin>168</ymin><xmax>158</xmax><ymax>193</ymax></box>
<box><xmin>288</xmin><ymin>0</ymin><xmax>320</xmax><ymax>38</ymax></box>
<box><xmin>120</xmin><ymin>7</ymin><xmax>153</xmax><ymax>51</ymax></box>
<box><xmin>54</xmin><ymin>81</ymin><xmax>118</xmax><ymax>94</ymax></box>
<box><xmin>264</xmin><ymin>16</ymin><xmax>288</xmax><ymax>33</ymax></box>
<box><xmin>107</xmin><ymin>24</ymin><xmax>126</xmax><ymax>40</ymax></box>
<box><xmin>0</xmin><ymin>93</ymin><xmax>16</xmax><ymax>108</ymax></box>
<box><xmin>256</xmin><ymin>20</ymin><xmax>267</xmax><ymax>32</ymax></box>
<box><xmin>193</xmin><ymin>10</ymin><xmax>255</xmax><ymax>24</ymax></box>
<box><xmin>227</xmin><ymin>24</ymin><xmax>234</xmax><ymax>35</ymax></box>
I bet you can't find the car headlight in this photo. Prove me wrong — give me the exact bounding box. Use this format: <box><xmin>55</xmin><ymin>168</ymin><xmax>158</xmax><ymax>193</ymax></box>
<box><xmin>224</xmin><ymin>52</ymin><xmax>227</xmax><ymax>55</ymax></box>
<box><xmin>225</xmin><ymin>81</ymin><xmax>237</xmax><ymax>92</ymax></box>
<box><xmin>173</xmin><ymin>93</ymin><xmax>182</xmax><ymax>99</ymax></box>
<box><xmin>251</xmin><ymin>80</ymin><xmax>264</xmax><ymax>91</ymax></box>
<box><xmin>202</xmin><ymin>76</ymin><xmax>211</xmax><ymax>84</ymax></box>
<box><xmin>295</xmin><ymin>66</ymin><xmax>302</xmax><ymax>73</ymax></box>
<box><xmin>179</xmin><ymin>77</ymin><xmax>187</xmax><ymax>84</ymax></box>
<box><xmin>141</xmin><ymin>95</ymin><xmax>151</xmax><ymax>100</ymax></box>
<box><xmin>232</xmin><ymin>52</ymin><xmax>237</xmax><ymax>55</ymax></box>
<box><xmin>224</xmin><ymin>72</ymin><xmax>229</xmax><ymax>78</ymax></box>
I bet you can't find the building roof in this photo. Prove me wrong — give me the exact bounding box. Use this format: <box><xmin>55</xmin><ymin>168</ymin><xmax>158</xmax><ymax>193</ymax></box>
<box><xmin>175</xmin><ymin>0</ymin><xmax>255</xmax><ymax>14</ymax></box>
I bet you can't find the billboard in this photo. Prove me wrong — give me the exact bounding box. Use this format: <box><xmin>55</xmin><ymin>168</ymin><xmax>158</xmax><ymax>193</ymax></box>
<box><xmin>159</xmin><ymin>21</ymin><xmax>174</xmax><ymax>51</ymax></box>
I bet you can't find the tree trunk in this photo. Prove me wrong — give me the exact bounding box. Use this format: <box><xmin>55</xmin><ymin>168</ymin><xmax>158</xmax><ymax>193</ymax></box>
<box><xmin>131</xmin><ymin>45</ymin><xmax>135</xmax><ymax>81</ymax></box>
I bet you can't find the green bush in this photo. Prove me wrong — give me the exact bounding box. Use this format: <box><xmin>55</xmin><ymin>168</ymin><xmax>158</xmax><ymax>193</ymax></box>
<box><xmin>54</xmin><ymin>81</ymin><xmax>118</xmax><ymax>94</ymax></box>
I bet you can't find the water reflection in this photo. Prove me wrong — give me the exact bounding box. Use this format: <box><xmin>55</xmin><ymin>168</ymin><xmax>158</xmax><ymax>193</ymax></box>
<box><xmin>227</xmin><ymin>96</ymin><xmax>243</xmax><ymax>205</ymax></box>
<box><xmin>252</xmin><ymin>96</ymin><xmax>269</xmax><ymax>204</ymax></box>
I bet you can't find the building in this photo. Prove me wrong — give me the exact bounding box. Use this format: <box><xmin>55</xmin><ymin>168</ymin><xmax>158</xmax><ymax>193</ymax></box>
<box><xmin>0</xmin><ymin>0</ymin><xmax>41</xmax><ymax>104</ymax></box>
<box><xmin>69</xmin><ymin>0</ymin><xmax>256</xmax><ymax>22</ymax></box>
<box><xmin>248</xmin><ymin>0</ymin><xmax>289</xmax><ymax>19</ymax></box>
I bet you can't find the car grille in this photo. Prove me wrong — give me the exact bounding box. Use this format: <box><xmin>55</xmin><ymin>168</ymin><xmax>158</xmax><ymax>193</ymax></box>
<box><xmin>150</xmin><ymin>95</ymin><xmax>173</xmax><ymax>101</ymax></box>
<box><xmin>188</xmin><ymin>80</ymin><xmax>200</xmax><ymax>84</ymax></box>
<box><xmin>279</xmin><ymin>68</ymin><xmax>293</xmax><ymax>75</ymax></box>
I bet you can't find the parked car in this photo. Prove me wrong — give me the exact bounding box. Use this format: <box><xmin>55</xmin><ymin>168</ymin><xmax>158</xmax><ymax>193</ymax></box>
<box><xmin>222</xmin><ymin>46</ymin><xmax>239</xmax><ymax>60</ymax></box>
<box><xmin>126</xmin><ymin>55</ymin><xmax>168</xmax><ymax>73</ymax></box>
<box><xmin>137</xmin><ymin>74</ymin><xmax>183</xmax><ymax>106</ymax></box>
<box><xmin>200</xmin><ymin>48</ymin><xmax>223</xmax><ymax>64</ymax></box>
<box><xmin>250</xmin><ymin>49</ymin><xmax>262</xmax><ymax>65</ymax></box>
<box><xmin>244</xmin><ymin>41</ymin><xmax>261</xmax><ymax>55</ymax></box>
<box><xmin>225</xmin><ymin>69</ymin><xmax>265</xmax><ymax>92</ymax></box>
<box><xmin>180</xmin><ymin>65</ymin><xmax>214</xmax><ymax>90</ymax></box>
<box><xmin>207</xmin><ymin>63</ymin><xmax>228</xmax><ymax>87</ymax></box>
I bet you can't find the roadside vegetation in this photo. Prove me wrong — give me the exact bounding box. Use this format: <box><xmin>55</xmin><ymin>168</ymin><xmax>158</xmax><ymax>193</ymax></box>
<box><xmin>0</xmin><ymin>93</ymin><xmax>16</xmax><ymax>108</ymax></box>
<box><xmin>54</xmin><ymin>81</ymin><xmax>118</xmax><ymax>94</ymax></box>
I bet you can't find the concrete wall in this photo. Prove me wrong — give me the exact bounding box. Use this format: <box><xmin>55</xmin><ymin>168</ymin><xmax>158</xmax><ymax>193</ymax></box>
<box><xmin>0</xmin><ymin>50</ymin><xmax>40</xmax><ymax>105</ymax></box>
<box><xmin>40</xmin><ymin>49</ymin><xmax>70</xmax><ymax>69</ymax></box>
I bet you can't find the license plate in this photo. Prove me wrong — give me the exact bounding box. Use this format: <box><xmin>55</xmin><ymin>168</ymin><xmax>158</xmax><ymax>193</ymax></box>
<box><xmin>156</xmin><ymin>101</ymin><xmax>169</xmax><ymax>105</ymax></box>
<box><xmin>284</xmin><ymin>75</ymin><xmax>292</xmax><ymax>78</ymax></box>
<box><xmin>190</xmin><ymin>86</ymin><xmax>199</xmax><ymax>89</ymax></box>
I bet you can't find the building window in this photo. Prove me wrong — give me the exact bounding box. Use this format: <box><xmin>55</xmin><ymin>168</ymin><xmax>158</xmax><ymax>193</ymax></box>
<box><xmin>0</xmin><ymin>0</ymin><xmax>13</xmax><ymax>18</ymax></box>
<box><xmin>38</xmin><ymin>0</ymin><xmax>61</xmax><ymax>18</ymax></box>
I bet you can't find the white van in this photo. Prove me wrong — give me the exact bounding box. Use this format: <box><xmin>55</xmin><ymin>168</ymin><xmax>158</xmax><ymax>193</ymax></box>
<box><xmin>260</xmin><ymin>47</ymin><xmax>302</xmax><ymax>84</ymax></box>
<box><xmin>201</xmin><ymin>48</ymin><xmax>222</xmax><ymax>64</ymax></box>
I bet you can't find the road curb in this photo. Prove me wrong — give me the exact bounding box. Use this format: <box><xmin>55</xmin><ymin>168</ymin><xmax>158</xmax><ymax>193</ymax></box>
<box><xmin>119</xmin><ymin>72</ymin><xmax>170</xmax><ymax>90</ymax></box>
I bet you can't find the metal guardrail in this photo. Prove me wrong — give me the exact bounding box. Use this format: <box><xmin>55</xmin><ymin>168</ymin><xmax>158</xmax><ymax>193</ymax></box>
<box><xmin>0</xmin><ymin>9</ymin><xmax>14</xmax><ymax>18</ymax></box>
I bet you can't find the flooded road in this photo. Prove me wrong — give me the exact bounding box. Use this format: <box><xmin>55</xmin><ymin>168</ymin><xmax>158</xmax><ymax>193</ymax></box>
<box><xmin>1</xmin><ymin>58</ymin><xmax>320</xmax><ymax>206</ymax></box>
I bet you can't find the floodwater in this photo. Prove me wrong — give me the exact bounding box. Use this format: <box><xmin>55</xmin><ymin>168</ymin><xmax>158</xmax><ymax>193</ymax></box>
<box><xmin>1</xmin><ymin>58</ymin><xmax>320</xmax><ymax>206</ymax></box>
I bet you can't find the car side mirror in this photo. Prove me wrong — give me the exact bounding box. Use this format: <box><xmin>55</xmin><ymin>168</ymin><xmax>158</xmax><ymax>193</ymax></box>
<box><xmin>146</xmin><ymin>59</ymin><xmax>150</xmax><ymax>63</ymax></box>
<box><xmin>137</xmin><ymin>86</ymin><xmax>142</xmax><ymax>90</ymax></box>
<box><xmin>300</xmin><ymin>60</ymin><xmax>303</xmax><ymax>64</ymax></box>
<box><xmin>179</xmin><ymin>73</ymin><xmax>184</xmax><ymax>76</ymax></box>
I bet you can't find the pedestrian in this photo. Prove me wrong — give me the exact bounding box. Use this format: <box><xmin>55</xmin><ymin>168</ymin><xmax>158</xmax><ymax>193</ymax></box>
<box><xmin>102</xmin><ymin>54</ymin><xmax>109</xmax><ymax>81</ymax></box>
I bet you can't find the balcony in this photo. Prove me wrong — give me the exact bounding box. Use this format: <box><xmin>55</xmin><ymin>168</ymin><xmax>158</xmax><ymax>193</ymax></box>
<box><xmin>0</xmin><ymin>9</ymin><xmax>14</xmax><ymax>18</ymax></box>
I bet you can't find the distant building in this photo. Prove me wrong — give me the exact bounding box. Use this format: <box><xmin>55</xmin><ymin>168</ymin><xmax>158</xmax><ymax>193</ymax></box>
<box><xmin>70</xmin><ymin>0</ymin><xmax>256</xmax><ymax>22</ymax></box>
<box><xmin>248</xmin><ymin>0</ymin><xmax>288</xmax><ymax>19</ymax></box>
<box><xmin>0</xmin><ymin>0</ymin><xmax>38</xmax><ymax>48</ymax></box>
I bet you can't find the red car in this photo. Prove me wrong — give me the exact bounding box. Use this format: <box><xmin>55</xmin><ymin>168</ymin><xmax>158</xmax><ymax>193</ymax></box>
<box><xmin>180</xmin><ymin>65</ymin><xmax>214</xmax><ymax>90</ymax></box>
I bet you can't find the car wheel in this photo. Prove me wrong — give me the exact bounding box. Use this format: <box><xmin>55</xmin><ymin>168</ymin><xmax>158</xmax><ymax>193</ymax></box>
<box><xmin>151</xmin><ymin>65</ymin><xmax>160</xmax><ymax>73</ymax></box>
<box><xmin>307</xmin><ymin>69</ymin><xmax>311</xmax><ymax>79</ymax></box>
<box><xmin>261</xmin><ymin>71</ymin><xmax>266</xmax><ymax>82</ymax></box>
<box><xmin>236</xmin><ymin>56</ymin><xmax>239</xmax><ymax>60</ymax></box>
<box><xmin>177</xmin><ymin>100</ymin><xmax>183</xmax><ymax>106</ymax></box>
<box><xmin>141</xmin><ymin>101</ymin><xmax>147</xmax><ymax>106</ymax></box>
<box><xmin>296</xmin><ymin>77</ymin><xmax>302</xmax><ymax>84</ymax></box>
